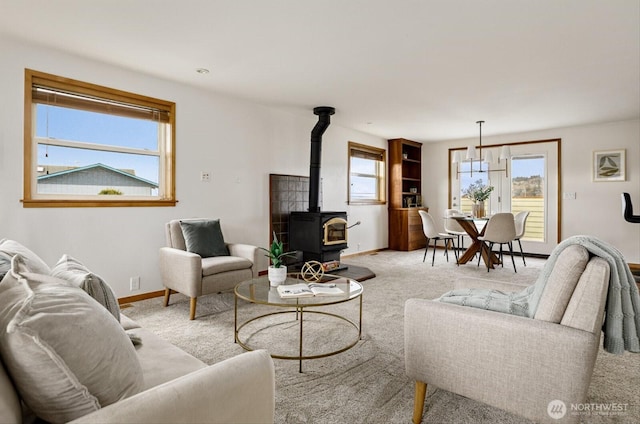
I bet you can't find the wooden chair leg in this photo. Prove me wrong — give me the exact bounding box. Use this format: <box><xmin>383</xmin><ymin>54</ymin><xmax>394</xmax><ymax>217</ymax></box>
<box><xmin>413</xmin><ymin>381</ymin><xmax>427</xmax><ymax>424</ymax></box>
<box><xmin>163</xmin><ymin>288</ymin><xmax>171</xmax><ymax>307</ymax></box>
<box><xmin>189</xmin><ymin>297</ymin><xmax>197</xmax><ymax>320</ymax></box>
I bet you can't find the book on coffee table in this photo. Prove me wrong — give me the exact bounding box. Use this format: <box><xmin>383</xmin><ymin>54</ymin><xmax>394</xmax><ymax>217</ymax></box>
<box><xmin>277</xmin><ymin>282</ymin><xmax>345</xmax><ymax>298</ymax></box>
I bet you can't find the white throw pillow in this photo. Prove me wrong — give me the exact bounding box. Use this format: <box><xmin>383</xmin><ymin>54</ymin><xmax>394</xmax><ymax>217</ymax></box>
<box><xmin>0</xmin><ymin>255</ymin><xmax>144</xmax><ymax>423</ymax></box>
<box><xmin>50</xmin><ymin>254</ymin><xmax>121</xmax><ymax>322</ymax></box>
<box><xmin>0</xmin><ymin>239</ymin><xmax>50</xmax><ymax>274</ymax></box>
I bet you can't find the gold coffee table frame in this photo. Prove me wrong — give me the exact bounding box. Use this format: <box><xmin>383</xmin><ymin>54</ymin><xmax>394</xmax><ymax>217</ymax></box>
<box><xmin>234</xmin><ymin>274</ymin><xmax>363</xmax><ymax>372</ymax></box>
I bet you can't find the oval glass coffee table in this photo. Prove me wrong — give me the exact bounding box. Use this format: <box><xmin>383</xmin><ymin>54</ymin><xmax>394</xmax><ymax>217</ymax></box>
<box><xmin>234</xmin><ymin>274</ymin><xmax>363</xmax><ymax>372</ymax></box>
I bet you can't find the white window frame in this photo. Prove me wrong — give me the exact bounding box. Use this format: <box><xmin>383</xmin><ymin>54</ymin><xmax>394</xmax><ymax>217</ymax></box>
<box><xmin>23</xmin><ymin>69</ymin><xmax>176</xmax><ymax>208</ymax></box>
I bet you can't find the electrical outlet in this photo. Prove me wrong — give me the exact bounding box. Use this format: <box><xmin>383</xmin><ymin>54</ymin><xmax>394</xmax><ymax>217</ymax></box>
<box><xmin>129</xmin><ymin>276</ymin><xmax>140</xmax><ymax>291</ymax></box>
<box><xmin>200</xmin><ymin>171</ymin><xmax>211</xmax><ymax>182</ymax></box>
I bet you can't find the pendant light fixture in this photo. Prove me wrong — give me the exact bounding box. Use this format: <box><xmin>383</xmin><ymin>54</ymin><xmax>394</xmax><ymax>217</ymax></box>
<box><xmin>452</xmin><ymin>120</ymin><xmax>510</xmax><ymax>178</ymax></box>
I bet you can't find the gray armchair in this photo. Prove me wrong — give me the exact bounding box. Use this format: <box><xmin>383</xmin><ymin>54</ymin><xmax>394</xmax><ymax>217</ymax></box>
<box><xmin>405</xmin><ymin>244</ymin><xmax>610</xmax><ymax>424</ymax></box>
<box><xmin>159</xmin><ymin>219</ymin><xmax>259</xmax><ymax>320</ymax></box>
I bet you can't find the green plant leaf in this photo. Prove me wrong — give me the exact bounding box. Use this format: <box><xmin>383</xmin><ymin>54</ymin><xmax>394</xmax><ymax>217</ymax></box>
<box><xmin>261</xmin><ymin>231</ymin><xmax>296</xmax><ymax>268</ymax></box>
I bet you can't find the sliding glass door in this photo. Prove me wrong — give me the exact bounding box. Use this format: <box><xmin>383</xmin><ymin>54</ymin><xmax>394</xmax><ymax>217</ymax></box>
<box><xmin>450</xmin><ymin>139</ymin><xmax>560</xmax><ymax>255</ymax></box>
<box><xmin>510</xmin><ymin>155</ymin><xmax>545</xmax><ymax>242</ymax></box>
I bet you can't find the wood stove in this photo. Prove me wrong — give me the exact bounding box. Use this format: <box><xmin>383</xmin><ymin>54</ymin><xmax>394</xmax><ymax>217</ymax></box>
<box><xmin>289</xmin><ymin>106</ymin><xmax>348</xmax><ymax>265</ymax></box>
<box><xmin>290</xmin><ymin>211</ymin><xmax>347</xmax><ymax>263</ymax></box>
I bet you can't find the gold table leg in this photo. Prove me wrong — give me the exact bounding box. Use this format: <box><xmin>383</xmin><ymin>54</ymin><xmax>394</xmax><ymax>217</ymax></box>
<box><xmin>298</xmin><ymin>307</ymin><xmax>304</xmax><ymax>373</ymax></box>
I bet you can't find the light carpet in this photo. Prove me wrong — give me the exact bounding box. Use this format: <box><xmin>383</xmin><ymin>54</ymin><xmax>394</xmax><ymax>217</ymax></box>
<box><xmin>123</xmin><ymin>249</ymin><xmax>639</xmax><ymax>424</ymax></box>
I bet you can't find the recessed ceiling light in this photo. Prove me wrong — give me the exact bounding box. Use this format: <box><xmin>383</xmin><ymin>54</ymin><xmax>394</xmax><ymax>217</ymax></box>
<box><xmin>196</xmin><ymin>68</ymin><xmax>210</xmax><ymax>74</ymax></box>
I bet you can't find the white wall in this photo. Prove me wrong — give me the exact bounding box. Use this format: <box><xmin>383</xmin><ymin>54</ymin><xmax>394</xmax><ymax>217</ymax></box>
<box><xmin>2</xmin><ymin>36</ymin><xmax>636</xmax><ymax>300</ymax></box>
<box><xmin>423</xmin><ymin>119</ymin><xmax>640</xmax><ymax>263</ymax></box>
<box><xmin>0</xmin><ymin>37</ymin><xmax>387</xmax><ymax>297</ymax></box>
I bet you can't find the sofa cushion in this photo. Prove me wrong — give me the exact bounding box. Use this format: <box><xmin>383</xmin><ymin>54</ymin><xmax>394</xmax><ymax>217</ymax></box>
<box><xmin>180</xmin><ymin>219</ymin><xmax>230</xmax><ymax>257</ymax></box>
<box><xmin>120</xmin><ymin>314</ymin><xmax>142</xmax><ymax>331</ymax></box>
<box><xmin>0</xmin><ymin>359</ymin><xmax>21</xmax><ymax>424</ymax></box>
<box><xmin>0</xmin><ymin>252</ymin><xmax>10</xmax><ymax>281</ymax></box>
<box><xmin>125</xmin><ymin>326</ymin><xmax>206</xmax><ymax>390</ymax></box>
<box><xmin>0</xmin><ymin>256</ymin><xmax>144</xmax><ymax>423</ymax></box>
<box><xmin>50</xmin><ymin>254</ymin><xmax>121</xmax><ymax>322</ymax></box>
<box><xmin>0</xmin><ymin>239</ymin><xmax>50</xmax><ymax>274</ymax></box>
<box><xmin>201</xmin><ymin>255</ymin><xmax>253</xmax><ymax>276</ymax></box>
<box><xmin>534</xmin><ymin>244</ymin><xmax>590</xmax><ymax>322</ymax></box>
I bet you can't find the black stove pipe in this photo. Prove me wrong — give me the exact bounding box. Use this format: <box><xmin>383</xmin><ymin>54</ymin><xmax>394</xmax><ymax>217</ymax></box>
<box><xmin>308</xmin><ymin>106</ymin><xmax>335</xmax><ymax>212</ymax></box>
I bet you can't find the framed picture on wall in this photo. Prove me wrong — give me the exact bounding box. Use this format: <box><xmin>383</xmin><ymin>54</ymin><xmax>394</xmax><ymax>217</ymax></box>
<box><xmin>593</xmin><ymin>149</ymin><xmax>626</xmax><ymax>182</ymax></box>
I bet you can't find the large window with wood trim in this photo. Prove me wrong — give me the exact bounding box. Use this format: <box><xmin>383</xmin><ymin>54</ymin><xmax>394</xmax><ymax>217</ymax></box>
<box><xmin>23</xmin><ymin>69</ymin><xmax>176</xmax><ymax>207</ymax></box>
<box><xmin>348</xmin><ymin>142</ymin><xmax>386</xmax><ymax>205</ymax></box>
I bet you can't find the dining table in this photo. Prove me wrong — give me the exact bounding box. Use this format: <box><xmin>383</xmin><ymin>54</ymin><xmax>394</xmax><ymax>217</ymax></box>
<box><xmin>451</xmin><ymin>215</ymin><xmax>501</xmax><ymax>269</ymax></box>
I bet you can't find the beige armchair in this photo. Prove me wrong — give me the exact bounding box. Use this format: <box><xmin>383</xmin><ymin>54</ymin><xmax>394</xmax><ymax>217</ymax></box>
<box><xmin>405</xmin><ymin>244</ymin><xmax>610</xmax><ymax>424</ymax></box>
<box><xmin>160</xmin><ymin>219</ymin><xmax>259</xmax><ymax>320</ymax></box>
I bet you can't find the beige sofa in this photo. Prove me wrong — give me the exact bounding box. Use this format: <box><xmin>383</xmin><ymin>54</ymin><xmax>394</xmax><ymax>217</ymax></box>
<box><xmin>405</xmin><ymin>244</ymin><xmax>611</xmax><ymax>424</ymax></box>
<box><xmin>1</xmin><ymin>318</ymin><xmax>275</xmax><ymax>424</ymax></box>
<box><xmin>0</xmin><ymin>240</ymin><xmax>275</xmax><ymax>424</ymax></box>
<box><xmin>74</xmin><ymin>318</ymin><xmax>274</xmax><ymax>424</ymax></box>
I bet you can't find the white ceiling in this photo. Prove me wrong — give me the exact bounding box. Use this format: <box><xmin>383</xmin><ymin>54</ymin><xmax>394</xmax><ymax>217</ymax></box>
<box><xmin>1</xmin><ymin>0</ymin><xmax>638</xmax><ymax>142</ymax></box>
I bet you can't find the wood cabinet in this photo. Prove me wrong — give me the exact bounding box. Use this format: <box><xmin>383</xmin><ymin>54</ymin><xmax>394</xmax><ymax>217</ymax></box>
<box><xmin>389</xmin><ymin>208</ymin><xmax>428</xmax><ymax>251</ymax></box>
<box><xmin>388</xmin><ymin>138</ymin><xmax>427</xmax><ymax>251</ymax></box>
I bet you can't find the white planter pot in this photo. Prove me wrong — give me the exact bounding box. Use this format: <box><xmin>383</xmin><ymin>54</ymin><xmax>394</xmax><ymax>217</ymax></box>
<box><xmin>268</xmin><ymin>265</ymin><xmax>287</xmax><ymax>287</ymax></box>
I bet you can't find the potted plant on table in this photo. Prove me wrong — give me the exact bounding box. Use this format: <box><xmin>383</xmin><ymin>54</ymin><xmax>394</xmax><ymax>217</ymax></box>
<box><xmin>463</xmin><ymin>180</ymin><xmax>494</xmax><ymax>218</ymax></box>
<box><xmin>261</xmin><ymin>232</ymin><xmax>296</xmax><ymax>287</ymax></box>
